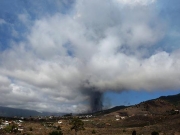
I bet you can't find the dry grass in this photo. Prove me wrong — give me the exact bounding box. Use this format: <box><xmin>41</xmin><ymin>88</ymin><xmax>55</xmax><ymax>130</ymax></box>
<box><xmin>2</xmin><ymin>113</ymin><xmax>178</xmax><ymax>135</ymax></box>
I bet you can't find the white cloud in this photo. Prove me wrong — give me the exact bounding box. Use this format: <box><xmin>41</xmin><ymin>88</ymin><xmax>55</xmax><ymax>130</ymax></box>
<box><xmin>0</xmin><ymin>0</ymin><xmax>178</xmax><ymax>113</ymax></box>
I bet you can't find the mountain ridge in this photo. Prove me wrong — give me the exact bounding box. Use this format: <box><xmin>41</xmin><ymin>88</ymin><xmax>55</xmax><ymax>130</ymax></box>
<box><xmin>0</xmin><ymin>106</ymin><xmax>65</xmax><ymax>118</ymax></box>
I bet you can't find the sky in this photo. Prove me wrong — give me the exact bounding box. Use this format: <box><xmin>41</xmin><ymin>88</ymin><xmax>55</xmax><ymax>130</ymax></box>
<box><xmin>0</xmin><ymin>0</ymin><xmax>180</xmax><ymax>113</ymax></box>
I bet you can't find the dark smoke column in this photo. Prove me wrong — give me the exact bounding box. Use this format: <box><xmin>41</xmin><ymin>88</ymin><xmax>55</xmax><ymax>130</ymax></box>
<box><xmin>80</xmin><ymin>85</ymin><xmax>103</xmax><ymax>112</ymax></box>
<box><xmin>90</xmin><ymin>91</ymin><xmax>103</xmax><ymax>112</ymax></box>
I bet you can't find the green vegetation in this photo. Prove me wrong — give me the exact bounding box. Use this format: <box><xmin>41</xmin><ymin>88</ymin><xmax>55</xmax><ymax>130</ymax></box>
<box><xmin>4</xmin><ymin>124</ymin><xmax>18</xmax><ymax>133</ymax></box>
<box><xmin>92</xmin><ymin>129</ymin><xmax>96</xmax><ymax>134</ymax></box>
<box><xmin>70</xmin><ymin>117</ymin><xmax>85</xmax><ymax>135</ymax></box>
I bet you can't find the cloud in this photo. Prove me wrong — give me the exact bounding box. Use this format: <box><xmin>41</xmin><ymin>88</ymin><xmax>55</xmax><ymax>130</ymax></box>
<box><xmin>0</xmin><ymin>18</ymin><xmax>6</xmax><ymax>25</ymax></box>
<box><xmin>115</xmin><ymin>0</ymin><xmax>156</xmax><ymax>6</ymax></box>
<box><xmin>0</xmin><ymin>0</ymin><xmax>179</xmax><ymax>113</ymax></box>
<box><xmin>0</xmin><ymin>75</ymin><xmax>11</xmax><ymax>94</ymax></box>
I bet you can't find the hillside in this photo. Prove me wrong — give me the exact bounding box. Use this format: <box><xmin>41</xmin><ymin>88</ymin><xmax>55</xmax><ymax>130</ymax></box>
<box><xmin>90</xmin><ymin>93</ymin><xmax>180</xmax><ymax>134</ymax></box>
<box><xmin>159</xmin><ymin>93</ymin><xmax>180</xmax><ymax>107</ymax></box>
<box><xmin>104</xmin><ymin>93</ymin><xmax>180</xmax><ymax>117</ymax></box>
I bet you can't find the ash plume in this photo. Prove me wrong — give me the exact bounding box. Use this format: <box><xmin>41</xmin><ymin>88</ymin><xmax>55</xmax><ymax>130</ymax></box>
<box><xmin>89</xmin><ymin>91</ymin><xmax>103</xmax><ymax>112</ymax></box>
<box><xmin>80</xmin><ymin>85</ymin><xmax>103</xmax><ymax>112</ymax></box>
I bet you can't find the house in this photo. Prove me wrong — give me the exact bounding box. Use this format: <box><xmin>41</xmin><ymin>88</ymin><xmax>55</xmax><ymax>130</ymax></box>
<box><xmin>174</xmin><ymin>110</ymin><xmax>179</xmax><ymax>114</ymax></box>
<box><xmin>18</xmin><ymin>126</ymin><xmax>24</xmax><ymax>131</ymax></box>
<box><xmin>19</xmin><ymin>120</ymin><xmax>23</xmax><ymax>123</ymax></box>
<box><xmin>120</xmin><ymin>116</ymin><xmax>126</xmax><ymax>120</ymax></box>
<box><xmin>58</xmin><ymin>120</ymin><xmax>62</xmax><ymax>124</ymax></box>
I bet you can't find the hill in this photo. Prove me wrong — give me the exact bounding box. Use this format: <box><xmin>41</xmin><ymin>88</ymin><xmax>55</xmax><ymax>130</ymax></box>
<box><xmin>102</xmin><ymin>93</ymin><xmax>180</xmax><ymax>117</ymax></box>
<box><xmin>159</xmin><ymin>93</ymin><xmax>180</xmax><ymax>106</ymax></box>
<box><xmin>0</xmin><ymin>106</ymin><xmax>65</xmax><ymax>118</ymax></box>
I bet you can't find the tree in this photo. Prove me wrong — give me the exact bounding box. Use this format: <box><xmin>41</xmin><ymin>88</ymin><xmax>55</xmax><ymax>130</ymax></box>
<box><xmin>132</xmin><ymin>130</ymin><xmax>136</xmax><ymax>135</ymax></box>
<box><xmin>70</xmin><ymin>117</ymin><xmax>85</xmax><ymax>135</ymax></box>
<box><xmin>151</xmin><ymin>131</ymin><xmax>159</xmax><ymax>135</ymax></box>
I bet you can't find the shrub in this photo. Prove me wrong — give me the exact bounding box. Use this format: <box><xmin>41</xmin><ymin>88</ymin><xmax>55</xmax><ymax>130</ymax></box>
<box><xmin>4</xmin><ymin>125</ymin><xmax>12</xmax><ymax>133</ymax></box>
<box><xmin>151</xmin><ymin>131</ymin><xmax>159</xmax><ymax>135</ymax></box>
<box><xmin>57</xmin><ymin>126</ymin><xmax>61</xmax><ymax>130</ymax></box>
<box><xmin>29</xmin><ymin>127</ymin><xmax>33</xmax><ymax>131</ymax></box>
<box><xmin>92</xmin><ymin>129</ymin><xmax>96</xmax><ymax>134</ymax></box>
<box><xmin>49</xmin><ymin>130</ymin><xmax>63</xmax><ymax>135</ymax></box>
<box><xmin>132</xmin><ymin>130</ymin><xmax>136</xmax><ymax>135</ymax></box>
<box><xmin>70</xmin><ymin>117</ymin><xmax>85</xmax><ymax>135</ymax></box>
<box><xmin>4</xmin><ymin>124</ymin><xmax>18</xmax><ymax>133</ymax></box>
<box><xmin>23</xmin><ymin>133</ymin><xmax>31</xmax><ymax>135</ymax></box>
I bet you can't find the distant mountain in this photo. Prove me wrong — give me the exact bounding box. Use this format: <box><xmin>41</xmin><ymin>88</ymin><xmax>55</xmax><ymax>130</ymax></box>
<box><xmin>0</xmin><ymin>106</ymin><xmax>65</xmax><ymax>118</ymax></box>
